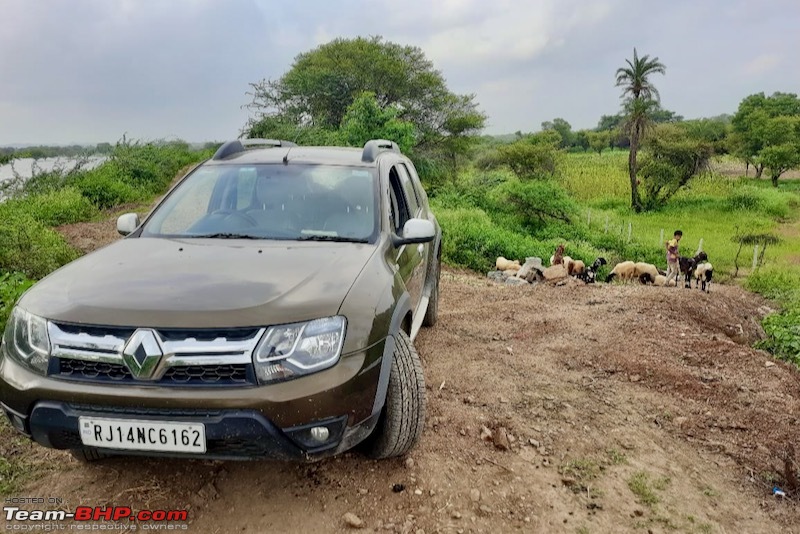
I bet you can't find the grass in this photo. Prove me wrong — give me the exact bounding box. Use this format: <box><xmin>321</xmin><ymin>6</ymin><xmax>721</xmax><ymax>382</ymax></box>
<box><xmin>0</xmin><ymin>420</ymin><xmax>40</xmax><ymax>496</ymax></box>
<box><xmin>627</xmin><ymin>471</ymin><xmax>662</xmax><ymax>507</ymax></box>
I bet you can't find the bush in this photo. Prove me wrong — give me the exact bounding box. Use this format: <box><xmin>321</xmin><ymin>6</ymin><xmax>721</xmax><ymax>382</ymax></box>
<box><xmin>69</xmin><ymin>167</ymin><xmax>140</xmax><ymax>209</ymax></box>
<box><xmin>436</xmin><ymin>208</ymin><xmax>545</xmax><ymax>272</ymax></box>
<box><xmin>0</xmin><ymin>272</ymin><xmax>35</xmax><ymax>329</ymax></box>
<box><xmin>745</xmin><ymin>268</ymin><xmax>800</xmax><ymax>304</ymax></box>
<box><xmin>0</xmin><ymin>210</ymin><xmax>80</xmax><ymax>279</ymax></box>
<box><xmin>723</xmin><ymin>186</ymin><xmax>790</xmax><ymax>219</ymax></box>
<box><xmin>757</xmin><ymin>308</ymin><xmax>800</xmax><ymax>366</ymax></box>
<box><xmin>0</xmin><ymin>188</ymin><xmax>98</xmax><ymax>227</ymax></box>
<box><xmin>488</xmin><ymin>180</ymin><xmax>578</xmax><ymax>230</ymax></box>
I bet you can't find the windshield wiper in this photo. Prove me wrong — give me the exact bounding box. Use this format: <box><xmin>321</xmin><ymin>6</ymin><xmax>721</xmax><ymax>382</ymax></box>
<box><xmin>186</xmin><ymin>233</ymin><xmax>262</xmax><ymax>239</ymax></box>
<box><xmin>296</xmin><ymin>234</ymin><xmax>369</xmax><ymax>243</ymax></box>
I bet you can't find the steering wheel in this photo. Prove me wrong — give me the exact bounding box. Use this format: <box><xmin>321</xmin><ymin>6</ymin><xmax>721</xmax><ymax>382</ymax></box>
<box><xmin>210</xmin><ymin>210</ymin><xmax>258</xmax><ymax>227</ymax></box>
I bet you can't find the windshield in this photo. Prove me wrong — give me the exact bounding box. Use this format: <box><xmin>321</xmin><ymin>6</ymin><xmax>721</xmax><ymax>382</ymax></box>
<box><xmin>141</xmin><ymin>164</ymin><xmax>378</xmax><ymax>242</ymax></box>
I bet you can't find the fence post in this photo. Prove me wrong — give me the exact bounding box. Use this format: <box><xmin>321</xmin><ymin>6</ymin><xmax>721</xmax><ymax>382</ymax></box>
<box><xmin>696</xmin><ymin>238</ymin><xmax>704</xmax><ymax>254</ymax></box>
<box><xmin>587</xmin><ymin>209</ymin><xmax>591</xmax><ymax>226</ymax></box>
<box><xmin>604</xmin><ymin>215</ymin><xmax>609</xmax><ymax>233</ymax></box>
<box><xmin>659</xmin><ymin>229</ymin><xmax>664</xmax><ymax>247</ymax></box>
<box><xmin>752</xmin><ymin>244</ymin><xmax>759</xmax><ymax>270</ymax></box>
<box><xmin>627</xmin><ymin>222</ymin><xmax>632</xmax><ymax>243</ymax></box>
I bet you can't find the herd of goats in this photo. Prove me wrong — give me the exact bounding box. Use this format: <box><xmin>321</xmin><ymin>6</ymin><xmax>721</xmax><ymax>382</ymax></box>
<box><xmin>494</xmin><ymin>245</ymin><xmax>714</xmax><ymax>292</ymax></box>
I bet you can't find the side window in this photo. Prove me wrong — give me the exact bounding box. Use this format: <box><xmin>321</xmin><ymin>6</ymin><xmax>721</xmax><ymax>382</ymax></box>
<box><xmin>401</xmin><ymin>162</ymin><xmax>427</xmax><ymax>207</ymax></box>
<box><xmin>388</xmin><ymin>167</ymin><xmax>410</xmax><ymax>233</ymax></box>
<box><xmin>395</xmin><ymin>164</ymin><xmax>419</xmax><ymax>214</ymax></box>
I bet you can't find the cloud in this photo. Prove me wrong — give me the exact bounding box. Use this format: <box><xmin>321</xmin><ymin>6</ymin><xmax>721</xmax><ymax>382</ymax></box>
<box><xmin>0</xmin><ymin>0</ymin><xmax>799</xmax><ymax>143</ymax></box>
<box><xmin>742</xmin><ymin>54</ymin><xmax>781</xmax><ymax>77</ymax></box>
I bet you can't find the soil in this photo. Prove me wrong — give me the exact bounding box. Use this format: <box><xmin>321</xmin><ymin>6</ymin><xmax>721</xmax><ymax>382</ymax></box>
<box><xmin>2</xmin><ymin>259</ymin><xmax>799</xmax><ymax>533</ymax></box>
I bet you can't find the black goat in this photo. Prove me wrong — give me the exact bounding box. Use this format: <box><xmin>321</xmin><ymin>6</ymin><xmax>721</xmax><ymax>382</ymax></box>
<box><xmin>677</xmin><ymin>251</ymin><xmax>708</xmax><ymax>288</ymax></box>
<box><xmin>576</xmin><ymin>257</ymin><xmax>607</xmax><ymax>284</ymax></box>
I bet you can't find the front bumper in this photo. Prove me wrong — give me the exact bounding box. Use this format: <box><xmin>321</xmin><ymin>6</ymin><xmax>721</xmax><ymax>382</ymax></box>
<box><xmin>0</xmin><ymin>339</ymin><xmax>386</xmax><ymax>460</ymax></box>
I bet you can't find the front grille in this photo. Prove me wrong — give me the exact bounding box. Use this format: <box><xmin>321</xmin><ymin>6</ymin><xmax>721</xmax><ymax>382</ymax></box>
<box><xmin>163</xmin><ymin>364</ymin><xmax>249</xmax><ymax>384</ymax></box>
<box><xmin>55</xmin><ymin>358</ymin><xmax>255</xmax><ymax>386</ymax></box>
<box><xmin>48</xmin><ymin>321</ymin><xmax>264</xmax><ymax>388</ymax></box>
<box><xmin>60</xmin><ymin>359</ymin><xmax>132</xmax><ymax>381</ymax></box>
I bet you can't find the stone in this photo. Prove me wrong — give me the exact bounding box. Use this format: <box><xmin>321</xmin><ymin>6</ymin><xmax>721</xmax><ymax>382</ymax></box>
<box><xmin>480</xmin><ymin>426</ymin><xmax>493</xmax><ymax>442</ymax></box>
<box><xmin>487</xmin><ymin>271</ymin><xmax>508</xmax><ymax>283</ymax></box>
<box><xmin>469</xmin><ymin>489</ymin><xmax>481</xmax><ymax>502</ymax></box>
<box><xmin>494</xmin><ymin>427</ymin><xmax>511</xmax><ymax>451</ymax></box>
<box><xmin>543</xmin><ymin>264</ymin><xmax>568</xmax><ymax>281</ymax></box>
<box><xmin>505</xmin><ymin>277</ymin><xmax>528</xmax><ymax>286</ymax></box>
<box><xmin>343</xmin><ymin>513</ymin><xmax>364</xmax><ymax>529</ymax></box>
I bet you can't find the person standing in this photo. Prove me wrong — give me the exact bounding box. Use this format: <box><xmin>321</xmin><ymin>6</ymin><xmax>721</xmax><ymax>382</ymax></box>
<box><xmin>664</xmin><ymin>230</ymin><xmax>682</xmax><ymax>287</ymax></box>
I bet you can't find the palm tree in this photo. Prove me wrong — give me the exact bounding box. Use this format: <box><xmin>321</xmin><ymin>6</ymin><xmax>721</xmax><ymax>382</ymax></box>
<box><xmin>615</xmin><ymin>49</ymin><xmax>666</xmax><ymax>212</ymax></box>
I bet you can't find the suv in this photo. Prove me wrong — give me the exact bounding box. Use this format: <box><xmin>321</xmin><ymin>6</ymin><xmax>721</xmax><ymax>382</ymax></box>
<box><xmin>0</xmin><ymin>139</ymin><xmax>441</xmax><ymax>461</ymax></box>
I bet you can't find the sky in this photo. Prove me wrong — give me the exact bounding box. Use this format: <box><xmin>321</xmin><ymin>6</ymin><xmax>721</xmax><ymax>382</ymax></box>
<box><xmin>1</xmin><ymin>0</ymin><xmax>799</xmax><ymax>145</ymax></box>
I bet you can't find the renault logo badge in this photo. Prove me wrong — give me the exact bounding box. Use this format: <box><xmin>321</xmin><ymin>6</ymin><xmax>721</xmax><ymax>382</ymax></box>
<box><xmin>122</xmin><ymin>329</ymin><xmax>163</xmax><ymax>379</ymax></box>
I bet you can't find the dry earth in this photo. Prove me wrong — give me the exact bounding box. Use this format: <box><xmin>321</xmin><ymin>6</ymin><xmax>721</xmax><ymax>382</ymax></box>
<box><xmin>2</xmin><ymin>258</ymin><xmax>799</xmax><ymax>533</ymax></box>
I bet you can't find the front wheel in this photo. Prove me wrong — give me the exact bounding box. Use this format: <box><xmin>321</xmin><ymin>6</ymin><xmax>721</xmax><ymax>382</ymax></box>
<box><xmin>363</xmin><ymin>331</ymin><xmax>426</xmax><ymax>459</ymax></box>
<box><xmin>70</xmin><ymin>448</ymin><xmax>109</xmax><ymax>462</ymax></box>
<box><xmin>422</xmin><ymin>259</ymin><xmax>440</xmax><ymax>327</ymax></box>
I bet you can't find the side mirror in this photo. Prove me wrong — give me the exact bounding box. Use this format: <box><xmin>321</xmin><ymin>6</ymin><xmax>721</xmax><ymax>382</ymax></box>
<box><xmin>394</xmin><ymin>218</ymin><xmax>435</xmax><ymax>247</ymax></box>
<box><xmin>116</xmin><ymin>213</ymin><xmax>141</xmax><ymax>236</ymax></box>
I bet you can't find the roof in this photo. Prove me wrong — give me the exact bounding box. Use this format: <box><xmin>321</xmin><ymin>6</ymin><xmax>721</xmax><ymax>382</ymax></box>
<box><xmin>207</xmin><ymin>139</ymin><xmax>403</xmax><ymax>167</ymax></box>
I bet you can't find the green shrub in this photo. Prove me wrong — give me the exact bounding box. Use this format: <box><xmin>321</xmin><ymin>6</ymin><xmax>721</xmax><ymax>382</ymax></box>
<box><xmin>488</xmin><ymin>180</ymin><xmax>578</xmax><ymax>230</ymax></box>
<box><xmin>436</xmin><ymin>208</ymin><xmax>546</xmax><ymax>272</ymax></box>
<box><xmin>0</xmin><ymin>210</ymin><xmax>80</xmax><ymax>279</ymax></box>
<box><xmin>0</xmin><ymin>272</ymin><xmax>35</xmax><ymax>328</ymax></box>
<box><xmin>757</xmin><ymin>308</ymin><xmax>800</xmax><ymax>366</ymax></box>
<box><xmin>0</xmin><ymin>188</ymin><xmax>98</xmax><ymax>227</ymax></box>
<box><xmin>724</xmin><ymin>186</ymin><xmax>790</xmax><ymax>219</ymax></box>
<box><xmin>745</xmin><ymin>268</ymin><xmax>800</xmax><ymax>304</ymax></box>
<box><xmin>69</xmin><ymin>168</ymin><xmax>140</xmax><ymax>209</ymax></box>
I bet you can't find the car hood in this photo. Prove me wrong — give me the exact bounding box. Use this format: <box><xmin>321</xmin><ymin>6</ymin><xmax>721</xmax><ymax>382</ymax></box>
<box><xmin>20</xmin><ymin>237</ymin><xmax>377</xmax><ymax>328</ymax></box>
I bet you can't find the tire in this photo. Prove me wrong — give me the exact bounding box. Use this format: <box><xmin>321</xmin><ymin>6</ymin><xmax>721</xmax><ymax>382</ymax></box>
<box><xmin>70</xmin><ymin>448</ymin><xmax>109</xmax><ymax>462</ymax></box>
<box><xmin>364</xmin><ymin>331</ymin><xmax>426</xmax><ymax>459</ymax></box>
<box><xmin>422</xmin><ymin>258</ymin><xmax>440</xmax><ymax>327</ymax></box>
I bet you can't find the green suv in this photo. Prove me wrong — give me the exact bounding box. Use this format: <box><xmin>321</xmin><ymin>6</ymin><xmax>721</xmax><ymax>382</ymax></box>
<box><xmin>0</xmin><ymin>139</ymin><xmax>441</xmax><ymax>461</ymax></box>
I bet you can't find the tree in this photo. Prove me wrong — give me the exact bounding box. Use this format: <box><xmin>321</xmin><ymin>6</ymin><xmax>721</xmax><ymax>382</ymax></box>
<box><xmin>244</xmin><ymin>36</ymin><xmax>485</xmax><ymax>178</ymax></box>
<box><xmin>541</xmin><ymin>118</ymin><xmax>573</xmax><ymax>148</ymax></box>
<box><xmin>586</xmin><ymin>131</ymin><xmax>611</xmax><ymax>154</ymax></box>
<box><xmin>759</xmin><ymin>116</ymin><xmax>800</xmax><ymax>186</ymax></box>
<box><xmin>339</xmin><ymin>92</ymin><xmax>415</xmax><ymax>153</ymax></box>
<box><xmin>493</xmin><ymin>133</ymin><xmax>563</xmax><ymax>180</ymax></box>
<box><xmin>638</xmin><ymin>125</ymin><xmax>713</xmax><ymax>209</ymax></box>
<box><xmin>731</xmin><ymin>92</ymin><xmax>800</xmax><ymax>183</ymax></box>
<box><xmin>615</xmin><ymin>48</ymin><xmax>666</xmax><ymax>212</ymax></box>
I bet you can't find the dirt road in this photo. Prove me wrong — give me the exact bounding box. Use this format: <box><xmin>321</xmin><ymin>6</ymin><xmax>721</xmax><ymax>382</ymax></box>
<box><xmin>2</xmin><ymin>267</ymin><xmax>799</xmax><ymax>533</ymax></box>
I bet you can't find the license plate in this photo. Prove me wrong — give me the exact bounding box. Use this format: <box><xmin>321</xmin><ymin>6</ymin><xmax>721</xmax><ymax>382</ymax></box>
<box><xmin>79</xmin><ymin>417</ymin><xmax>206</xmax><ymax>453</ymax></box>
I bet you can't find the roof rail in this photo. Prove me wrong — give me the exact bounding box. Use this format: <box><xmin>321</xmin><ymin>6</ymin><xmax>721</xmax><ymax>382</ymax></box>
<box><xmin>362</xmin><ymin>139</ymin><xmax>400</xmax><ymax>162</ymax></box>
<box><xmin>212</xmin><ymin>138</ymin><xmax>297</xmax><ymax>160</ymax></box>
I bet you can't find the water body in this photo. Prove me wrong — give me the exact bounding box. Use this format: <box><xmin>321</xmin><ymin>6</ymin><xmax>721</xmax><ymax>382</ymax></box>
<box><xmin>0</xmin><ymin>156</ymin><xmax>106</xmax><ymax>200</ymax></box>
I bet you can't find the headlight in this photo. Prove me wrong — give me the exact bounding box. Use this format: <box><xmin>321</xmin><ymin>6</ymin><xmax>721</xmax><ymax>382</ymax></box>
<box><xmin>2</xmin><ymin>307</ymin><xmax>50</xmax><ymax>374</ymax></box>
<box><xmin>252</xmin><ymin>316</ymin><xmax>345</xmax><ymax>384</ymax></box>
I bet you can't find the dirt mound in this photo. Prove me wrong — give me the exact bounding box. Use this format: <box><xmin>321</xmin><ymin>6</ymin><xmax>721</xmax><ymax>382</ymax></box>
<box><xmin>3</xmin><ymin>268</ymin><xmax>798</xmax><ymax>532</ymax></box>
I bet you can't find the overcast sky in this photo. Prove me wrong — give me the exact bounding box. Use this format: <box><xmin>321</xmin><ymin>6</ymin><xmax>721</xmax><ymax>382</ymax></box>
<box><xmin>1</xmin><ymin>0</ymin><xmax>798</xmax><ymax>145</ymax></box>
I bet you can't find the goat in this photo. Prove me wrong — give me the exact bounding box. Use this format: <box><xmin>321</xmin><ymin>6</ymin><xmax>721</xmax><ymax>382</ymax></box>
<box><xmin>694</xmin><ymin>262</ymin><xmax>713</xmax><ymax>292</ymax></box>
<box><xmin>576</xmin><ymin>257</ymin><xmax>606</xmax><ymax>283</ymax></box>
<box><xmin>677</xmin><ymin>251</ymin><xmax>708</xmax><ymax>289</ymax></box>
